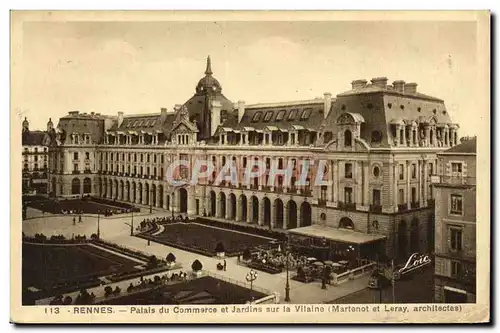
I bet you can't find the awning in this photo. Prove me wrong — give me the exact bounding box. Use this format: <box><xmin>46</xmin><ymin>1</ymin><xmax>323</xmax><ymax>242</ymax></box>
<box><xmin>289</xmin><ymin>225</ymin><xmax>386</xmax><ymax>245</ymax></box>
<box><xmin>266</xmin><ymin>126</ymin><xmax>279</xmax><ymax>131</ymax></box>
<box><xmin>243</xmin><ymin>126</ymin><xmax>255</xmax><ymax>132</ymax></box>
<box><xmin>107</xmin><ymin>132</ymin><xmax>116</xmax><ymax>136</ymax></box>
<box><xmin>292</xmin><ymin>125</ymin><xmax>304</xmax><ymax>130</ymax></box>
<box><xmin>127</xmin><ymin>131</ymin><xmax>137</xmax><ymax>135</ymax></box>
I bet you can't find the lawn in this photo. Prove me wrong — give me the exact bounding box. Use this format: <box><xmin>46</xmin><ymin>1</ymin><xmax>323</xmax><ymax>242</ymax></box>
<box><xmin>147</xmin><ymin>223</ymin><xmax>273</xmax><ymax>256</ymax></box>
<box><xmin>100</xmin><ymin>276</ymin><xmax>267</xmax><ymax>305</ymax></box>
<box><xmin>22</xmin><ymin>243</ymin><xmax>141</xmax><ymax>296</ymax></box>
<box><xmin>25</xmin><ymin>197</ymin><xmax>133</xmax><ymax>214</ymax></box>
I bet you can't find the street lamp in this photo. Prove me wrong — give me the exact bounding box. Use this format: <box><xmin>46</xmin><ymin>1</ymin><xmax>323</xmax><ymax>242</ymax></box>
<box><xmin>97</xmin><ymin>209</ymin><xmax>100</xmax><ymax>239</ymax></box>
<box><xmin>149</xmin><ymin>188</ymin><xmax>153</xmax><ymax>214</ymax></box>
<box><xmin>284</xmin><ymin>235</ymin><xmax>291</xmax><ymax>302</ymax></box>
<box><xmin>246</xmin><ymin>269</ymin><xmax>258</xmax><ymax>302</ymax></box>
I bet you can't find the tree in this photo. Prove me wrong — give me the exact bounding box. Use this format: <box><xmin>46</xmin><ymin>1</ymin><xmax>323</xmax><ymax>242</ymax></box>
<box><xmin>90</xmin><ymin>233</ymin><xmax>99</xmax><ymax>240</ymax></box>
<box><xmin>63</xmin><ymin>295</ymin><xmax>73</xmax><ymax>305</ymax></box>
<box><xmin>166</xmin><ymin>252</ymin><xmax>176</xmax><ymax>263</ymax></box>
<box><xmin>215</xmin><ymin>242</ymin><xmax>225</xmax><ymax>253</ymax></box>
<box><xmin>113</xmin><ymin>286</ymin><xmax>121</xmax><ymax>295</ymax></box>
<box><xmin>148</xmin><ymin>255</ymin><xmax>158</xmax><ymax>269</ymax></box>
<box><xmin>191</xmin><ymin>259</ymin><xmax>203</xmax><ymax>272</ymax></box>
<box><xmin>104</xmin><ymin>286</ymin><xmax>113</xmax><ymax>297</ymax></box>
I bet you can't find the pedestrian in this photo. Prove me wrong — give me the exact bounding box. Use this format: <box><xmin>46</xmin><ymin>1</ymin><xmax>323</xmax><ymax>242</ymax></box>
<box><xmin>73</xmin><ymin>217</ymin><xmax>76</xmax><ymax>225</ymax></box>
<box><xmin>78</xmin><ymin>215</ymin><xmax>82</xmax><ymax>223</ymax></box>
<box><xmin>223</xmin><ymin>259</ymin><xmax>227</xmax><ymax>271</ymax></box>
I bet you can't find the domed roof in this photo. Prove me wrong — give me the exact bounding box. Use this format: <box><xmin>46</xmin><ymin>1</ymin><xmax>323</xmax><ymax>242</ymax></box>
<box><xmin>196</xmin><ymin>56</ymin><xmax>222</xmax><ymax>94</ymax></box>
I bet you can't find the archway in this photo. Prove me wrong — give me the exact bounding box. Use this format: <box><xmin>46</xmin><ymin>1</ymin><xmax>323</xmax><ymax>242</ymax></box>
<box><xmin>229</xmin><ymin>193</ymin><xmax>237</xmax><ymax>220</ymax></box>
<box><xmin>219</xmin><ymin>192</ymin><xmax>226</xmax><ymax>218</ymax></box>
<box><xmin>410</xmin><ymin>218</ymin><xmax>420</xmax><ymax>253</ymax></box>
<box><xmin>345</xmin><ymin>129</ymin><xmax>352</xmax><ymax>147</ymax></box>
<box><xmin>240</xmin><ymin>195</ymin><xmax>248</xmax><ymax>222</ymax></box>
<box><xmin>179</xmin><ymin>188</ymin><xmax>188</xmax><ymax>213</ymax></box>
<box><xmin>113</xmin><ymin>179</ymin><xmax>118</xmax><ymax>199</ymax></box>
<box><xmin>151</xmin><ymin>184</ymin><xmax>157</xmax><ymax>207</ymax></box>
<box><xmin>126</xmin><ymin>181</ymin><xmax>130</xmax><ymax>202</ymax></box>
<box><xmin>83</xmin><ymin>177</ymin><xmax>92</xmax><ymax>194</ymax></box>
<box><xmin>274</xmin><ymin>199</ymin><xmax>284</xmax><ymax>229</ymax></box>
<box><xmin>131</xmin><ymin>182</ymin><xmax>136</xmax><ymax>203</ymax></box>
<box><xmin>166</xmin><ymin>194</ymin><xmax>170</xmax><ymax>211</ymax></box>
<box><xmin>71</xmin><ymin>178</ymin><xmax>80</xmax><ymax>195</ymax></box>
<box><xmin>287</xmin><ymin>200</ymin><xmax>297</xmax><ymax>229</ymax></box>
<box><xmin>209</xmin><ymin>191</ymin><xmax>216</xmax><ymax>216</ymax></box>
<box><xmin>51</xmin><ymin>178</ymin><xmax>56</xmax><ymax>197</ymax></box>
<box><xmin>339</xmin><ymin>217</ymin><xmax>354</xmax><ymax>229</ymax></box>
<box><xmin>300</xmin><ymin>201</ymin><xmax>312</xmax><ymax>227</ymax></box>
<box><xmin>108</xmin><ymin>179</ymin><xmax>112</xmax><ymax>198</ymax></box>
<box><xmin>263</xmin><ymin>197</ymin><xmax>271</xmax><ymax>227</ymax></box>
<box><xmin>138</xmin><ymin>183</ymin><xmax>143</xmax><ymax>203</ymax></box>
<box><xmin>119</xmin><ymin>180</ymin><xmax>124</xmax><ymax>200</ymax></box>
<box><xmin>251</xmin><ymin>196</ymin><xmax>259</xmax><ymax>223</ymax></box>
<box><xmin>158</xmin><ymin>185</ymin><xmax>164</xmax><ymax>207</ymax></box>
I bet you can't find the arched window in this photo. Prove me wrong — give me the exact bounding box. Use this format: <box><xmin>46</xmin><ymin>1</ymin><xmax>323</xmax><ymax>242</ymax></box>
<box><xmin>71</xmin><ymin>178</ymin><xmax>81</xmax><ymax>195</ymax></box>
<box><xmin>324</xmin><ymin>131</ymin><xmax>333</xmax><ymax>143</ymax></box>
<box><xmin>344</xmin><ymin>130</ymin><xmax>352</xmax><ymax>147</ymax></box>
<box><xmin>339</xmin><ymin>217</ymin><xmax>354</xmax><ymax>229</ymax></box>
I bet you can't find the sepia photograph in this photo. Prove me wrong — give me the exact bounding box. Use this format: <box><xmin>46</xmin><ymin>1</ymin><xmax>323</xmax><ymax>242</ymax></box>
<box><xmin>10</xmin><ymin>10</ymin><xmax>490</xmax><ymax>324</ymax></box>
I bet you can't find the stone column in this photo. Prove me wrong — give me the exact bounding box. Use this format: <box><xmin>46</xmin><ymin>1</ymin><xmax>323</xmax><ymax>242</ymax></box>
<box><xmin>215</xmin><ymin>193</ymin><xmax>221</xmax><ymax>218</ymax></box>
<box><xmin>406</xmin><ymin>161</ymin><xmax>411</xmax><ymax>207</ymax></box>
<box><xmin>393</xmin><ymin>163</ymin><xmax>398</xmax><ymax>208</ymax></box>
<box><xmin>225</xmin><ymin>195</ymin><xmax>231</xmax><ymax>220</ymax></box>
<box><xmin>395</xmin><ymin>125</ymin><xmax>401</xmax><ymax>145</ymax></box>
<box><xmin>163</xmin><ymin>189</ymin><xmax>168</xmax><ymax>209</ymax></box>
<box><xmin>283</xmin><ymin>203</ymin><xmax>289</xmax><ymax>229</ymax></box>
<box><xmin>142</xmin><ymin>185</ymin><xmax>147</xmax><ymax>205</ymax></box>
<box><xmin>247</xmin><ymin>199</ymin><xmax>253</xmax><ymax>224</ymax></box>
<box><xmin>423</xmin><ymin>161</ymin><xmax>428</xmax><ymax>207</ymax></box>
<box><xmin>258</xmin><ymin>200</ymin><xmax>265</xmax><ymax>226</ymax></box>
<box><xmin>270</xmin><ymin>202</ymin><xmax>275</xmax><ymax>229</ymax></box>
<box><xmin>363</xmin><ymin>162</ymin><xmax>369</xmax><ymax>206</ymax></box>
<box><xmin>333</xmin><ymin>161</ymin><xmax>338</xmax><ymax>205</ymax></box>
<box><xmin>297</xmin><ymin>207</ymin><xmax>301</xmax><ymax>228</ymax></box>
<box><xmin>236</xmin><ymin>197</ymin><xmax>241</xmax><ymax>222</ymax></box>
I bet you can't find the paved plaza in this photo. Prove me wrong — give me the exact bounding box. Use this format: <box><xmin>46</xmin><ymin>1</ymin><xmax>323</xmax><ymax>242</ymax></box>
<box><xmin>23</xmin><ymin>208</ymin><xmax>369</xmax><ymax>304</ymax></box>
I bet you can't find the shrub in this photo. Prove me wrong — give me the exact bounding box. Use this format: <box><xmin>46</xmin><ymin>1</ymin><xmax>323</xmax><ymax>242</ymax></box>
<box><xmin>242</xmin><ymin>248</ymin><xmax>252</xmax><ymax>260</ymax></box>
<box><xmin>90</xmin><ymin>233</ymin><xmax>99</xmax><ymax>240</ymax></box>
<box><xmin>63</xmin><ymin>295</ymin><xmax>73</xmax><ymax>305</ymax></box>
<box><xmin>104</xmin><ymin>286</ymin><xmax>113</xmax><ymax>297</ymax></box>
<box><xmin>215</xmin><ymin>242</ymin><xmax>225</xmax><ymax>253</ymax></box>
<box><xmin>166</xmin><ymin>252</ymin><xmax>176</xmax><ymax>263</ymax></box>
<box><xmin>191</xmin><ymin>259</ymin><xmax>203</xmax><ymax>272</ymax></box>
<box><xmin>148</xmin><ymin>255</ymin><xmax>158</xmax><ymax>269</ymax></box>
<box><xmin>114</xmin><ymin>286</ymin><xmax>121</xmax><ymax>295</ymax></box>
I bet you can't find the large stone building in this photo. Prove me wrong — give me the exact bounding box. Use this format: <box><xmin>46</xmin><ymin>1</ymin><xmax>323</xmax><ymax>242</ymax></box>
<box><xmin>22</xmin><ymin>117</ymin><xmax>53</xmax><ymax>194</ymax></box>
<box><xmin>433</xmin><ymin>137</ymin><xmax>476</xmax><ymax>303</ymax></box>
<box><xmin>47</xmin><ymin>56</ymin><xmax>462</xmax><ymax>261</ymax></box>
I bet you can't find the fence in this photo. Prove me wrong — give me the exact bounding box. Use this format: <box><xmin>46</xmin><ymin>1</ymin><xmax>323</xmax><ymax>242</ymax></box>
<box><xmin>203</xmin><ymin>270</ymin><xmax>273</xmax><ymax>296</ymax></box>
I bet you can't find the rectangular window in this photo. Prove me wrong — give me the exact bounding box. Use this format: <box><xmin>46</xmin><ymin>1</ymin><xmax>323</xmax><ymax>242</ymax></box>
<box><xmin>345</xmin><ymin>163</ymin><xmax>353</xmax><ymax>178</ymax></box>
<box><xmin>450</xmin><ymin>227</ymin><xmax>463</xmax><ymax>252</ymax></box>
<box><xmin>243</xmin><ymin>157</ymin><xmax>247</xmax><ymax>168</ymax></box>
<box><xmin>73</xmin><ymin>164</ymin><xmax>78</xmax><ymax>171</ymax></box>
<box><xmin>161</xmin><ymin>155</ymin><xmax>164</xmax><ymax>164</ymax></box>
<box><xmin>398</xmin><ymin>189</ymin><xmax>405</xmax><ymax>205</ymax></box>
<box><xmin>451</xmin><ymin>162</ymin><xmax>463</xmax><ymax>173</ymax></box>
<box><xmin>429</xmin><ymin>163</ymin><xmax>434</xmax><ymax>175</ymax></box>
<box><xmin>411</xmin><ymin>164</ymin><xmax>417</xmax><ymax>179</ymax></box>
<box><xmin>287</xmin><ymin>109</ymin><xmax>298</xmax><ymax>121</ymax></box>
<box><xmin>372</xmin><ymin>189</ymin><xmax>381</xmax><ymax>205</ymax></box>
<box><xmin>85</xmin><ymin>152</ymin><xmax>90</xmax><ymax>160</ymax></box>
<box><xmin>263</xmin><ymin>111</ymin><xmax>273</xmax><ymax>122</ymax></box>
<box><xmin>154</xmin><ymin>155</ymin><xmax>157</xmax><ymax>163</ymax></box>
<box><xmin>73</xmin><ymin>152</ymin><xmax>79</xmax><ymax>160</ymax></box>
<box><xmin>450</xmin><ymin>194</ymin><xmax>463</xmax><ymax>215</ymax></box>
<box><xmin>34</xmin><ymin>156</ymin><xmax>38</xmax><ymax>162</ymax></box>
<box><xmin>275</xmin><ymin>110</ymin><xmax>286</xmax><ymax>121</ymax></box>
<box><xmin>141</xmin><ymin>154</ymin><xmax>143</xmax><ymax>163</ymax></box>
<box><xmin>147</xmin><ymin>154</ymin><xmax>150</xmax><ymax>163</ymax></box>
<box><xmin>411</xmin><ymin>187</ymin><xmax>417</xmax><ymax>203</ymax></box>
<box><xmin>451</xmin><ymin>261</ymin><xmax>462</xmax><ymax>277</ymax></box>
<box><xmin>320</xmin><ymin>186</ymin><xmax>327</xmax><ymax>200</ymax></box>
<box><xmin>344</xmin><ymin>187</ymin><xmax>353</xmax><ymax>204</ymax></box>
<box><xmin>399</xmin><ymin>164</ymin><xmax>404</xmax><ymax>180</ymax></box>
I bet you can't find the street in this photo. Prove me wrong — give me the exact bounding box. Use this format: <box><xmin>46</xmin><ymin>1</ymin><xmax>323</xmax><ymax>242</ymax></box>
<box><xmin>329</xmin><ymin>265</ymin><xmax>435</xmax><ymax>304</ymax></box>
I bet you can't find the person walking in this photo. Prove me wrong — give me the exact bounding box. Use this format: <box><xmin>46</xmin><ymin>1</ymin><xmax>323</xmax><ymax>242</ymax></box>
<box><xmin>223</xmin><ymin>259</ymin><xmax>227</xmax><ymax>271</ymax></box>
<box><xmin>78</xmin><ymin>215</ymin><xmax>82</xmax><ymax>223</ymax></box>
<box><xmin>73</xmin><ymin>217</ymin><xmax>76</xmax><ymax>226</ymax></box>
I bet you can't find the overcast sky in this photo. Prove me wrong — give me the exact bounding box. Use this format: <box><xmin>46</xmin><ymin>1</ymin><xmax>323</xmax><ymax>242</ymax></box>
<box><xmin>21</xmin><ymin>20</ymin><xmax>478</xmax><ymax>135</ymax></box>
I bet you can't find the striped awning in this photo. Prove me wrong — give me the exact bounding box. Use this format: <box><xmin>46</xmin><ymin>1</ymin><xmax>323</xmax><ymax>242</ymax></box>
<box><xmin>292</xmin><ymin>125</ymin><xmax>304</xmax><ymax>130</ymax></box>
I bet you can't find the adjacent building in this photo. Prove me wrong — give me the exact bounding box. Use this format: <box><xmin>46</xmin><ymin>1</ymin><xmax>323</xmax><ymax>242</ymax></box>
<box><xmin>433</xmin><ymin>137</ymin><xmax>476</xmax><ymax>303</ymax></box>
<box><xmin>47</xmin><ymin>56</ymin><xmax>462</xmax><ymax>261</ymax></box>
<box><xmin>22</xmin><ymin>117</ymin><xmax>53</xmax><ymax>194</ymax></box>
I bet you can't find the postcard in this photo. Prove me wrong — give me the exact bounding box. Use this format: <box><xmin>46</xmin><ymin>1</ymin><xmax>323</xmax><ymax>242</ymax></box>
<box><xmin>10</xmin><ymin>10</ymin><xmax>490</xmax><ymax>324</ymax></box>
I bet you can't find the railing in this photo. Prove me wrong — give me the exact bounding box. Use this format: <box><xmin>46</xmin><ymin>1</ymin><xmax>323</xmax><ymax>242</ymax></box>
<box><xmin>410</xmin><ymin>201</ymin><xmax>420</xmax><ymax>209</ymax></box>
<box><xmin>338</xmin><ymin>201</ymin><xmax>356</xmax><ymax>211</ymax></box>
<box><xmin>369</xmin><ymin>204</ymin><xmax>382</xmax><ymax>213</ymax></box>
<box><xmin>397</xmin><ymin>203</ymin><xmax>408</xmax><ymax>212</ymax></box>
<box><xmin>204</xmin><ymin>270</ymin><xmax>273</xmax><ymax>297</ymax></box>
<box><xmin>83</xmin><ymin>169</ymin><xmax>92</xmax><ymax>174</ymax></box>
<box><xmin>330</xmin><ymin>262</ymin><xmax>376</xmax><ymax>285</ymax></box>
<box><xmin>72</xmin><ymin>170</ymin><xmax>80</xmax><ymax>174</ymax></box>
<box><xmin>431</xmin><ymin>175</ymin><xmax>476</xmax><ymax>186</ymax></box>
<box><xmin>299</xmin><ymin>188</ymin><xmax>312</xmax><ymax>197</ymax></box>
<box><xmin>317</xmin><ymin>199</ymin><xmax>327</xmax><ymax>207</ymax></box>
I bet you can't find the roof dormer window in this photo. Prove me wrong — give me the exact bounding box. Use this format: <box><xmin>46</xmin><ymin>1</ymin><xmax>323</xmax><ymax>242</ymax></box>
<box><xmin>252</xmin><ymin>111</ymin><xmax>262</xmax><ymax>122</ymax></box>
<box><xmin>276</xmin><ymin>110</ymin><xmax>286</xmax><ymax>121</ymax></box>
<box><xmin>263</xmin><ymin>111</ymin><xmax>273</xmax><ymax>122</ymax></box>
<box><xmin>287</xmin><ymin>109</ymin><xmax>298</xmax><ymax>121</ymax></box>
<box><xmin>300</xmin><ymin>108</ymin><xmax>312</xmax><ymax>120</ymax></box>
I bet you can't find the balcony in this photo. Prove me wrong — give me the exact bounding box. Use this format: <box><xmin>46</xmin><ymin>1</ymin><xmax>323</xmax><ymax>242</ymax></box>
<box><xmin>317</xmin><ymin>199</ymin><xmax>327</xmax><ymax>207</ymax></box>
<box><xmin>299</xmin><ymin>188</ymin><xmax>312</xmax><ymax>197</ymax></box>
<box><xmin>83</xmin><ymin>169</ymin><xmax>92</xmax><ymax>174</ymax></box>
<box><xmin>410</xmin><ymin>201</ymin><xmax>420</xmax><ymax>209</ymax></box>
<box><xmin>338</xmin><ymin>201</ymin><xmax>356</xmax><ymax>211</ymax></box>
<box><xmin>397</xmin><ymin>203</ymin><xmax>408</xmax><ymax>212</ymax></box>
<box><xmin>431</xmin><ymin>175</ymin><xmax>476</xmax><ymax>186</ymax></box>
<box><xmin>72</xmin><ymin>170</ymin><xmax>80</xmax><ymax>175</ymax></box>
<box><xmin>369</xmin><ymin>204</ymin><xmax>382</xmax><ymax>213</ymax></box>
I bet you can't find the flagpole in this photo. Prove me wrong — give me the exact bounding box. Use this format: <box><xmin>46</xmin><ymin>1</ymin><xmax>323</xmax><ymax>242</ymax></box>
<box><xmin>391</xmin><ymin>259</ymin><xmax>395</xmax><ymax>303</ymax></box>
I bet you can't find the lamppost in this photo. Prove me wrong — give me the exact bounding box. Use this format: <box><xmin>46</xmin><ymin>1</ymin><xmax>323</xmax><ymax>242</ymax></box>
<box><xmin>149</xmin><ymin>187</ymin><xmax>153</xmax><ymax>214</ymax></box>
<box><xmin>124</xmin><ymin>208</ymin><xmax>134</xmax><ymax>236</ymax></box>
<box><xmin>284</xmin><ymin>235</ymin><xmax>291</xmax><ymax>302</ymax></box>
<box><xmin>171</xmin><ymin>189</ymin><xmax>175</xmax><ymax>219</ymax></box>
<box><xmin>246</xmin><ymin>269</ymin><xmax>258</xmax><ymax>302</ymax></box>
<box><xmin>97</xmin><ymin>209</ymin><xmax>100</xmax><ymax>239</ymax></box>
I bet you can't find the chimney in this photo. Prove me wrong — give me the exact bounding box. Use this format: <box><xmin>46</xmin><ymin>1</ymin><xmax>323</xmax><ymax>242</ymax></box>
<box><xmin>174</xmin><ymin>104</ymin><xmax>182</xmax><ymax>112</ymax></box>
<box><xmin>351</xmin><ymin>79</ymin><xmax>368</xmax><ymax>90</ymax></box>
<box><xmin>371</xmin><ymin>77</ymin><xmax>388</xmax><ymax>89</ymax></box>
<box><xmin>393</xmin><ymin>80</ymin><xmax>406</xmax><ymax>93</ymax></box>
<box><xmin>117</xmin><ymin>111</ymin><xmax>124</xmax><ymax>127</ymax></box>
<box><xmin>160</xmin><ymin>107</ymin><xmax>167</xmax><ymax>122</ymax></box>
<box><xmin>323</xmin><ymin>92</ymin><xmax>332</xmax><ymax>119</ymax></box>
<box><xmin>237</xmin><ymin>100</ymin><xmax>245</xmax><ymax>123</ymax></box>
<box><xmin>404</xmin><ymin>82</ymin><xmax>418</xmax><ymax>94</ymax></box>
<box><xmin>211</xmin><ymin>100</ymin><xmax>222</xmax><ymax>137</ymax></box>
